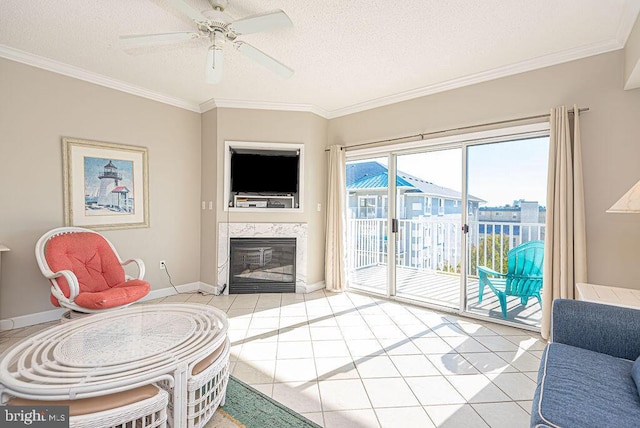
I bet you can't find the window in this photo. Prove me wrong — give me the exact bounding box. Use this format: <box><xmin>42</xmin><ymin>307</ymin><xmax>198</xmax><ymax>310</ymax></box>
<box><xmin>381</xmin><ymin>195</ymin><xmax>388</xmax><ymax>217</ymax></box>
<box><xmin>424</xmin><ymin>197</ymin><xmax>432</xmax><ymax>216</ymax></box>
<box><xmin>398</xmin><ymin>195</ymin><xmax>406</xmax><ymax>219</ymax></box>
<box><xmin>358</xmin><ymin>196</ymin><xmax>377</xmax><ymax>218</ymax></box>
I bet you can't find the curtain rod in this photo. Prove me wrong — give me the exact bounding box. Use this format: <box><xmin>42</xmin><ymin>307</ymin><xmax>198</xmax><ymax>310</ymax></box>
<box><xmin>326</xmin><ymin>107</ymin><xmax>589</xmax><ymax>152</ymax></box>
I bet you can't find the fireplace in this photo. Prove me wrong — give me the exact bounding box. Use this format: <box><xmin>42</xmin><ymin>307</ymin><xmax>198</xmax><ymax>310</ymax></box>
<box><xmin>229</xmin><ymin>237</ymin><xmax>296</xmax><ymax>294</ymax></box>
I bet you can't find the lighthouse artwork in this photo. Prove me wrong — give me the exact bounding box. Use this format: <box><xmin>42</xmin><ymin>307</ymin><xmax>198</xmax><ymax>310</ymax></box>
<box><xmin>84</xmin><ymin>157</ymin><xmax>134</xmax><ymax>215</ymax></box>
<box><xmin>63</xmin><ymin>137</ymin><xmax>148</xmax><ymax>230</ymax></box>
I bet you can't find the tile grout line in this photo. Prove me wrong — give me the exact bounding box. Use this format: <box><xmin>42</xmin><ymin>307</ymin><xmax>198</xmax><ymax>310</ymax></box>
<box><xmin>349</xmin><ymin>293</ymin><xmax>435</xmax><ymax>427</ymax></box>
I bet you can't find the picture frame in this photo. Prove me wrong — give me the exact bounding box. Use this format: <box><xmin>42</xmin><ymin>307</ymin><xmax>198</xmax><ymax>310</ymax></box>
<box><xmin>62</xmin><ymin>137</ymin><xmax>149</xmax><ymax>230</ymax></box>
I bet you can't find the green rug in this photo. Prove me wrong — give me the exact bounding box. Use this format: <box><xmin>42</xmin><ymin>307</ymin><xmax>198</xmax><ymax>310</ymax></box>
<box><xmin>207</xmin><ymin>376</ymin><xmax>322</xmax><ymax>428</ymax></box>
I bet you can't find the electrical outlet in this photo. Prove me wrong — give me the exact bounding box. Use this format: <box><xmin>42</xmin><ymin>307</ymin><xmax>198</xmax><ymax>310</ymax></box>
<box><xmin>160</xmin><ymin>260</ymin><xmax>166</xmax><ymax>270</ymax></box>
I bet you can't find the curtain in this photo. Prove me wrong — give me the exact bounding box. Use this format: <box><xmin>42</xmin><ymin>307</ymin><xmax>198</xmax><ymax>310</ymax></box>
<box><xmin>325</xmin><ymin>145</ymin><xmax>347</xmax><ymax>292</ymax></box>
<box><xmin>541</xmin><ymin>105</ymin><xmax>587</xmax><ymax>339</ymax></box>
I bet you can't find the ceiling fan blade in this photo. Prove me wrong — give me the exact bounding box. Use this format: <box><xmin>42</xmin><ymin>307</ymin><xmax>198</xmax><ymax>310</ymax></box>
<box><xmin>231</xmin><ymin>10</ymin><xmax>292</xmax><ymax>35</ymax></box>
<box><xmin>235</xmin><ymin>41</ymin><xmax>293</xmax><ymax>78</ymax></box>
<box><xmin>164</xmin><ymin>0</ymin><xmax>208</xmax><ymax>22</ymax></box>
<box><xmin>120</xmin><ymin>32</ymin><xmax>200</xmax><ymax>47</ymax></box>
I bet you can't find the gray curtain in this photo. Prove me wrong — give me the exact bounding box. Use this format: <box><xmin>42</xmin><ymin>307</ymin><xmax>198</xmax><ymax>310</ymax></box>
<box><xmin>541</xmin><ymin>105</ymin><xmax>587</xmax><ymax>339</ymax></box>
<box><xmin>325</xmin><ymin>145</ymin><xmax>347</xmax><ymax>292</ymax></box>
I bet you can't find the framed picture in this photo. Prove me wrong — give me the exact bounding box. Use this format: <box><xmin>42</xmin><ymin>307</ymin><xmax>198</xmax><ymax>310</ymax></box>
<box><xmin>62</xmin><ymin>137</ymin><xmax>149</xmax><ymax>230</ymax></box>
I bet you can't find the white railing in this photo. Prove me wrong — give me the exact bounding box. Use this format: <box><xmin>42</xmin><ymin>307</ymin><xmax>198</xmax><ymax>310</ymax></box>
<box><xmin>347</xmin><ymin>217</ymin><xmax>545</xmax><ymax>276</ymax></box>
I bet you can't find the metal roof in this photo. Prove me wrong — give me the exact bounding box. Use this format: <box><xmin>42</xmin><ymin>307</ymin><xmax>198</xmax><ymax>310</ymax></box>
<box><xmin>348</xmin><ymin>173</ymin><xmax>413</xmax><ymax>189</ymax></box>
<box><xmin>347</xmin><ymin>161</ymin><xmax>485</xmax><ymax>203</ymax></box>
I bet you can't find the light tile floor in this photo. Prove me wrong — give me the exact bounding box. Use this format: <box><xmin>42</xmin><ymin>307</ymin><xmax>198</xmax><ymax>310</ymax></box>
<box><xmin>0</xmin><ymin>290</ymin><xmax>545</xmax><ymax>428</ymax></box>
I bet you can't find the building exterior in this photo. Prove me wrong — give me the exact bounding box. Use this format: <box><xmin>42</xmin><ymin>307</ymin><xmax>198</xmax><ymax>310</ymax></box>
<box><xmin>477</xmin><ymin>200</ymin><xmax>546</xmax><ymax>241</ymax></box>
<box><xmin>346</xmin><ymin>161</ymin><xmax>547</xmax><ymax>276</ymax></box>
<box><xmin>346</xmin><ymin>161</ymin><xmax>485</xmax><ymax>219</ymax></box>
<box><xmin>478</xmin><ymin>200</ymin><xmax>546</xmax><ymax>223</ymax></box>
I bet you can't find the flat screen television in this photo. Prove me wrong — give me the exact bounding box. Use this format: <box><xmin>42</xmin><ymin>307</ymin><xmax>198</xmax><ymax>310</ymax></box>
<box><xmin>230</xmin><ymin>151</ymin><xmax>299</xmax><ymax>194</ymax></box>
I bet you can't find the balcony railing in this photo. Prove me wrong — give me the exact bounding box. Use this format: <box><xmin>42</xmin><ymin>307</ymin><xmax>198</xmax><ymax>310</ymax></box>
<box><xmin>347</xmin><ymin>217</ymin><xmax>545</xmax><ymax>276</ymax></box>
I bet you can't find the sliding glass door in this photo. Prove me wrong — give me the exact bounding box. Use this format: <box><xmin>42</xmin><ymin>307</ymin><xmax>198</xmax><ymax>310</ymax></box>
<box><xmin>345</xmin><ymin>156</ymin><xmax>390</xmax><ymax>296</ymax></box>
<box><xmin>344</xmin><ymin>128</ymin><xmax>549</xmax><ymax>329</ymax></box>
<box><xmin>394</xmin><ymin>148</ymin><xmax>463</xmax><ymax>309</ymax></box>
<box><xmin>465</xmin><ymin>137</ymin><xmax>549</xmax><ymax>327</ymax></box>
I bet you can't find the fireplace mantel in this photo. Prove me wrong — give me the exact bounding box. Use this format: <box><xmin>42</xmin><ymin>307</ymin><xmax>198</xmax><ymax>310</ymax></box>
<box><xmin>217</xmin><ymin>223</ymin><xmax>308</xmax><ymax>294</ymax></box>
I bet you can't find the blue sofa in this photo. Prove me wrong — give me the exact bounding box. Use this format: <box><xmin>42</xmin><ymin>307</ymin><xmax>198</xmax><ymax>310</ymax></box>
<box><xmin>531</xmin><ymin>299</ymin><xmax>640</xmax><ymax>427</ymax></box>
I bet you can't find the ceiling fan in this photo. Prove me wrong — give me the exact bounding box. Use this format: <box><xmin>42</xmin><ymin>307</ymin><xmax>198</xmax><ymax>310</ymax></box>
<box><xmin>120</xmin><ymin>0</ymin><xmax>294</xmax><ymax>83</ymax></box>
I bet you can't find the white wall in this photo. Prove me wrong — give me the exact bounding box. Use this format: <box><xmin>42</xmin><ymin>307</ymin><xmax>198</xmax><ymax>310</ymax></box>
<box><xmin>200</xmin><ymin>108</ymin><xmax>328</xmax><ymax>287</ymax></box>
<box><xmin>0</xmin><ymin>58</ymin><xmax>202</xmax><ymax>319</ymax></box>
<box><xmin>4</xmin><ymin>46</ymin><xmax>640</xmax><ymax>322</ymax></box>
<box><xmin>328</xmin><ymin>50</ymin><xmax>640</xmax><ymax>290</ymax></box>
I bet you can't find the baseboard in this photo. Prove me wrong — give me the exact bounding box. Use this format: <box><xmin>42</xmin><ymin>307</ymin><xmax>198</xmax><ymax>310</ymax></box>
<box><xmin>0</xmin><ymin>280</ymin><xmax>323</xmax><ymax>331</ymax></box>
<box><xmin>141</xmin><ymin>281</ymin><xmax>203</xmax><ymax>300</ymax></box>
<box><xmin>0</xmin><ymin>308</ymin><xmax>67</xmax><ymax>331</ymax></box>
<box><xmin>1</xmin><ymin>281</ymin><xmax>213</xmax><ymax>331</ymax></box>
<box><xmin>199</xmin><ymin>282</ymin><xmax>220</xmax><ymax>295</ymax></box>
<box><xmin>296</xmin><ymin>281</ymin><xmax>325</xmax><ymax>294</ymax></box>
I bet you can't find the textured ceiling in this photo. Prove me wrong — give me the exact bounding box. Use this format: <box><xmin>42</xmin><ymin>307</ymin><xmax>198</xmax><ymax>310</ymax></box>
<box><xmin>1</xmin><ymin>0</ymin><xmax>639</xmax><ymax>117</ymax></box>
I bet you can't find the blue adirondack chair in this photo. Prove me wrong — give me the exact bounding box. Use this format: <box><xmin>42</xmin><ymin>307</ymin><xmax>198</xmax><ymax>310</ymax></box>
<box><xmin>477</xmin><ymin>240</ymin><xmax>544</xmax><ymax>319</ymax></box>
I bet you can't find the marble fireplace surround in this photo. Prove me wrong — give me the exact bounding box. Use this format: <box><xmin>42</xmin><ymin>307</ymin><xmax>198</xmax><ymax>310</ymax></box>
<box><xmin>218</xmin><ymin>223</ymin><xmax>309</xmax><ymax>294</ymax></box>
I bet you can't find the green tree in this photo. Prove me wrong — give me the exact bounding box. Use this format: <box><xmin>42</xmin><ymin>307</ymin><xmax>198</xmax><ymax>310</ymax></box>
<box><xmin>470</xmin><ymin>234</ymin><xmax>510</xmax><ymax>275</ymax></box>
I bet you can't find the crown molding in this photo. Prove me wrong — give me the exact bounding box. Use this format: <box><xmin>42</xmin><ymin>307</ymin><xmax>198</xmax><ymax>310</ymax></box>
<box><xmin>0</xmin><ymin>17</ymin><xmax>633</xmax><ymax>122</ymax></box>
<box><xmin>199</xmin><ymin>98</ymin><xmax>218</xmax><ymax>113</ymax></box>
<box><xmin>204</xmin><ymin>97</ymin><xmax>329</xmax><ymax>118</ymax></box>
<box><xmin>616</xmin><ymin>1</ymin><xmax>640</xmax><ymax>45</ymax></box>
<box><xmin>0</xmin><ymin>44</ymin><xmax>201</xmax><ymax>113</ymax></box>
<box><xmin>325</xmin><ymin>38</ymin><xmax>624</xmax><ymax>119</ymax></box>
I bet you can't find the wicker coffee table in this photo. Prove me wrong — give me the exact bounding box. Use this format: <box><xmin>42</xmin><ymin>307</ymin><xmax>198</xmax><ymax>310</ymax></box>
<box><xmin>0</xmin><ymin>303</ymin><xmax>229</xmax><ymax>428</ymax></box>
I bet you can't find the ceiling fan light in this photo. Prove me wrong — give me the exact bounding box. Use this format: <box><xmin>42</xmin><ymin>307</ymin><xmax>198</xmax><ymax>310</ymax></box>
<box><xmin>206</xmin><ymin>46</ymin><xmax>224</xmax><ymax>84</ymax></box>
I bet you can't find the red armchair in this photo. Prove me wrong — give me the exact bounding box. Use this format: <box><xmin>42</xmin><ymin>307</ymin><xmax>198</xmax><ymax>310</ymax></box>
<box><xmin>35</xmin><ymin>227</ymin><xmax>150</xmax><ymax>313</ymax></box>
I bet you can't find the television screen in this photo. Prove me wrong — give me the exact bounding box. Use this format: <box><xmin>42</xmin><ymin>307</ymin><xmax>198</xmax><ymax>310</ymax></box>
<box><xmin>231</xmin><ymin>152</ymin><xmax>299</xmax><ymax>194</ymax></box>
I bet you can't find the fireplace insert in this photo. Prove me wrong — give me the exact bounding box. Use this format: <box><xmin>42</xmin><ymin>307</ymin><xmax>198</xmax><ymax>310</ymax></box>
<box><xmin>229</xmin><ymin>237</ymin><xmax>296</xmax><ymax>294</ymax></box>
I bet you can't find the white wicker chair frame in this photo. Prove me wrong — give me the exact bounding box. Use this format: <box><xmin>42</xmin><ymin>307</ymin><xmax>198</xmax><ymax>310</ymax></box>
<box><xmin>0</xmin><ymin>304</ymin><xmax>229</xmax><ymax>428</ymax></box>
<box><xmin>160</xmin><ymin>337</ymin><xmax>231</xmax><ymax>428</ymax></box>
<box><xmin>7</xmin><ymin>385</ymin><xmax>169</xmax><ymax>428</ymax></box>
<box><xmin>187</xmin><ymin>338</ymin><xmax>231</xmax><ymax>428</ymax></box>
<box><xmin>72</xmin><ymin>386</ymin><xmax>169</xmax><ymax>428</ymax></box>
<box><xmin>35</xmin><ymin>227</ymin><xmax>147</xmax><ymax>313</ymax></box>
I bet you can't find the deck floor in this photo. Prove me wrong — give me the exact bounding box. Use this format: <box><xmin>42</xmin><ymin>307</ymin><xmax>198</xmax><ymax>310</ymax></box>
<box><xmin>349</xmin><ymin>265</ymin><xmax>542</xmax><ymax>328</ymax></box>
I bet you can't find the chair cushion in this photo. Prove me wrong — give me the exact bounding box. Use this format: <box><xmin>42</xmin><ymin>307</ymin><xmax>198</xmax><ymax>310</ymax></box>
<box><xmin>8</xmin><ymin>384</ymin><xmax>161</xmax><ymax>416</ymax></box>
<box><xmin>531</xmin><ymin>342</ymin><xmax>640</xmax><ymax>428</ymax></box>
<box><xmin>74</xmin><ymin>279</ymin><xmax>150</xmax><ymax>309</ymax></box>
<box><xmin>192</xmin><ymin>341</ymin><xmax>227</xmax><ymax>375</ymax></box>
<box><xmin>45</xmin><ymin>232</ymin><xmax>126</xmax><ymax>304</ymax></box>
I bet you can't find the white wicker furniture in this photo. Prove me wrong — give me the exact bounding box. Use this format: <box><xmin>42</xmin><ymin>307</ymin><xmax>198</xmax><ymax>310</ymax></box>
<box><xmin>35</xmin><ymin>227</ymin><xmax>150</xmax><ymax>313</ymax></box>
<box><xmin>0</xmin><ymin>303</ymin><xmax>229</xmax><ymax>428</ymax></box>
<box><xmin>162</xmin><ymin>336</ymin><xmax>231</xmax><ymax>428</ymax></box>
<box><xmin>8</xmin><ymin>384</ymin><xmax>169</xmax><ymax>428</ymax></box>
<box><xmin>187</xmin><ymin>337</ymin><xmax>231</xmax><ymax>428</ymax></box>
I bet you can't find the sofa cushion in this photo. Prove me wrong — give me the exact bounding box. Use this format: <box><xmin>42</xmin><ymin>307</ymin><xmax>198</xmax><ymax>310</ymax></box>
<box><xmin>531</xmin><ymin>342</ymin><xmax>640</xmax><ymax>428</ymax></box>
<box><xmin>633</xmin><ymin>356</ymin><xmax>640</xmax><ymax>395</ymax></box>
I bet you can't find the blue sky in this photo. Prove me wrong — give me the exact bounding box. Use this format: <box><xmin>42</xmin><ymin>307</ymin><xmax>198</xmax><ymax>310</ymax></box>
<box><xmin>367</xmin><ymin>137</ymin><xmax>549</xmax><ymax>207</ymax></box>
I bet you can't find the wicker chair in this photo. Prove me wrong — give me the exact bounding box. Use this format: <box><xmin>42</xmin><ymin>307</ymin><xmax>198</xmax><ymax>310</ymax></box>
<box><xmin>35</xmin><ymin>227</ymin><xmax>150</xmax><ymax>313</ymax></box>
<box><xmin>161</xmin><ymin>337</ymin><xmax>231</xmax><ymax>428</ymax></box>
<box><xmin>7</xmin><ymin>384</ymin><xmax>169</xmax><ymax>428</ymax></box>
